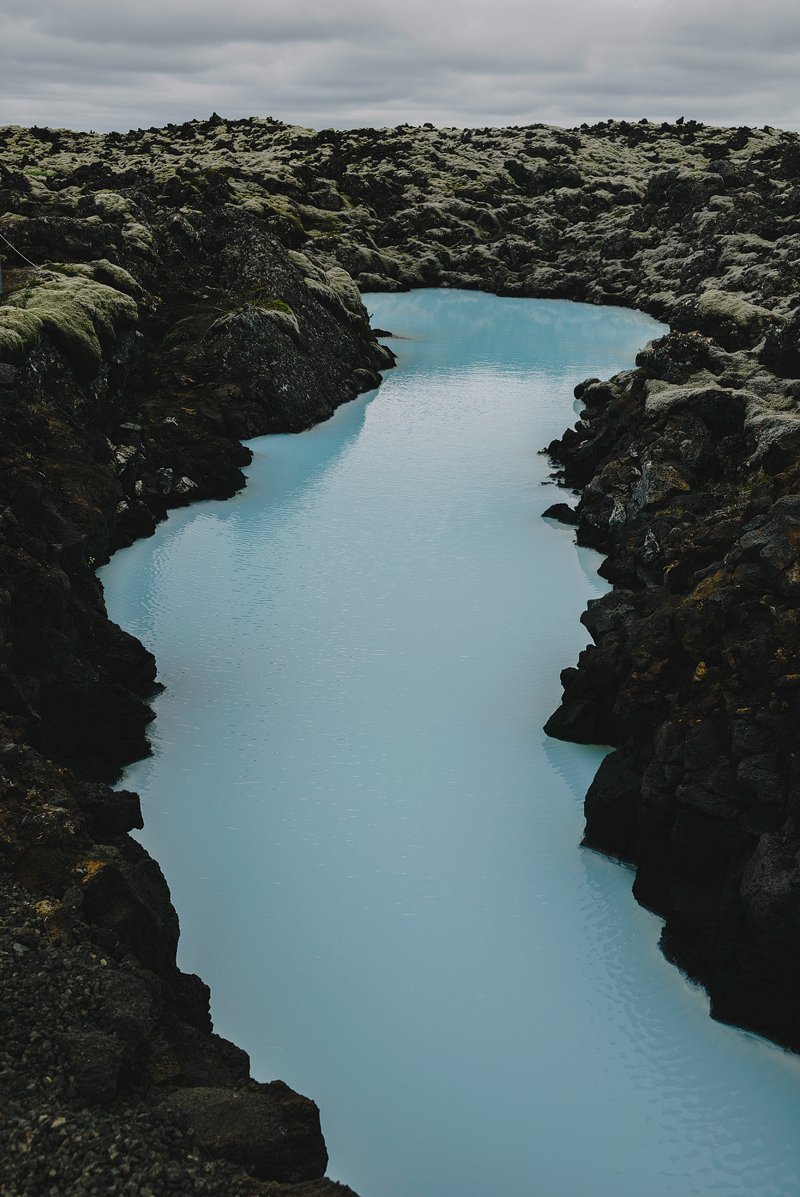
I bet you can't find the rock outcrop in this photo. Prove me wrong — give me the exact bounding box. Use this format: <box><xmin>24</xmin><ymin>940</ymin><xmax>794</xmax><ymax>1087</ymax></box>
<box><xmin>3</xmin><ymin>111</ymin><xmax>800</xmax><ymax>1189</ymax></box>
<box><xmin>0</xmin><ymin>126</ymin><xmax>390</xmax><ymax>1196</ymax></box>
<box><xmin>544</xmin><ymin>329</ymin><xmax>800</xmax><ymax>1049</ymax></box>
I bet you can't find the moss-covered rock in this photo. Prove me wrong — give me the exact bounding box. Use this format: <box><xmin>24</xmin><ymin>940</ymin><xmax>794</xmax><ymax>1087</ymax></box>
<box><xmin>2</xmin><ymin>273</ymin><xmax>138</xmax><ymax>376</ymax></box>
<box><xmin>695</xmin><ymin>288</ymin><xmax>777</xmax><ymax>348</ymax></box>
<box><xmin>0</xmin><ymin>305</ymin><xmax>44</xmax><ymax>363</ymax></box>
<box><xmin>5</xmin><ymin>108</ymin><xmax>800</xmax><ymax>1195</ymax></box>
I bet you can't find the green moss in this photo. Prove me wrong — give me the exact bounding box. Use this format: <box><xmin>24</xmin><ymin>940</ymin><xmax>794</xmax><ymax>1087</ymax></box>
<box><xmin>296</xmin><ymin>204</ymin><xmax>343</xmax><ymax>233</ymax></box>
<box><xmin>303</xmin><ymin>277</ymin><xmax>340</xmax><ymax>307</ymax></box>
<box><xmin>91</xmin><ymin>259</ymin><xmax>141</xmax><ymax>297</ymax></box>
<box><xmin>261</xmin><ymin>297</ymin><xmax>293</xmax><ymax>315</ymax></box>
<box><xmin>324</xmin><ymin>267</ymin><xmax>364</xmax><ymax>315</ymax></box>
<box><xmin>123</xmin><ymin>220</ymin><xmax>155</xmax><ymax>253</ymax></box>
<box><xmin>203</xmin><ymin>299</ymin><xmax>302</xmax><ymax>343</ymax></box>
<box><xmin>697</xmin><ymin>288</ymin><xmax>773</xmax><ymax>329</ymax></box>
<box><xmin>263</xmin><ymin>196</ymin><xmax>305</xmax><ymax>232</ymax></box>
<box><xmin>238</xmin><ymin>197</ymin><xmax>267</xmax><ymax>216</ymax></box>
<box><xmin>243</xmin><ymin>287</ymin><xmax>293</xmax><ymax>315</ymax></box>
<box><xmin>287</xmin><ymin>250</ymin><xmax>325</xmax><ymax>281</ymax></box>
<box><xmin>0</xmin><ymin>307</ymin><xmax>44</xmax><ymax>363</ymax></box>
<box><xmin>92</xmin><ymin>192</ymin><xmax>155</xmax><ymax>253</ymax></box>
<box><xmin>92</xmin><ymin>190</ymin><xmax>130</xmax><ymax>217</ymax></box>
<box><xmin>161</xmin><ymin>292</ymin><xmax>295</xmax><ymax>350</ymax></box>
<box><xmin>3</xmin><ymin>274</ymin><xmax>138</xmax><ymax>376</ymax></box>
<box><xmin>257</xmin><ymin>305</ymin><xmax>300</xmax><ymax>340</ymax></box>
<box><xmin>46</xmin><ymin>259</ymin><xmax>142</xmax><ymax>298</ymax></box>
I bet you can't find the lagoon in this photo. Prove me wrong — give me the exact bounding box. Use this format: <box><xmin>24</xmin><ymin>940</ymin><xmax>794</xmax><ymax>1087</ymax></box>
<box><xmin>101</xmin><ymin>291</ymin><xmax>800</xmax><ymax>1197</ymax></box>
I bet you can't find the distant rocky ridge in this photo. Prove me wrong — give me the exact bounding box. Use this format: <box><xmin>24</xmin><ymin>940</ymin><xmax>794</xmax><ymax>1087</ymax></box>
<box><xmin>2</xmin><ymin>113</ymin><xmax>800</xmax><ymax>1192</ymax></box>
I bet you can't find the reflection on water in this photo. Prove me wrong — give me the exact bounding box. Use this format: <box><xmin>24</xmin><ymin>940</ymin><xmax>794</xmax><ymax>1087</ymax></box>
<box><xmin>101</xmin><ymin>292</ymin><xmax>800</xmax><ymax>1197</ymax></box>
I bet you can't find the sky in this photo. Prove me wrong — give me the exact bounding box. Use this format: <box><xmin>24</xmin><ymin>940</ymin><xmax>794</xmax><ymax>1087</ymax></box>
<box><xmin>1</xmin><ymin>0</ymin><xmax>799</xmax><ymax>133</ymax></box>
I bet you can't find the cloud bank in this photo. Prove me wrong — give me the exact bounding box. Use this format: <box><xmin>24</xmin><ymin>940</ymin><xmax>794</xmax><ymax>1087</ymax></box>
<box><xmin>1</xmin><ymin>0</ymin><xmax>799</xmax><ymax>132</ymax></box>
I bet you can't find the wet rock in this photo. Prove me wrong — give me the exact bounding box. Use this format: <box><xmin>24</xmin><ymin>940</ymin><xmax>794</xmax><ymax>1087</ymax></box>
<box><xmin>542</xmin><ymin>501</ymin><xmax>578</xmax><ymax>525</ymax></box>
<box><xmin>581</xmin><ymin>590</ymin><xmax>637</xmax><ymax>641</ymax></box>
<box><xmin>583</xmin><ymin>742</ymin><xmax>643</xmax><ymax>860</ymax></box>
<box><xmin>546</xmin><ymin>300</ymin><xmax>800</xmax><ymax>1047</ymax></box>
<box><xmin>159</xmin><ymin>1024</ymin><xmax>251</xmax><ymax>1088</ymax></box>
<box><xmin>76</xmin><ymin>786</ymin><xmax>143</xmax><ymax>837</ymax></box>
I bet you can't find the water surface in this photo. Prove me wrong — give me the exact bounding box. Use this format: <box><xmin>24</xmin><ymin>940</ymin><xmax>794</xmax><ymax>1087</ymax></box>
<box><xmin>102</xmin><ymin>291</ymin><xmax>800</xmax><ymax>1197</ymax></box>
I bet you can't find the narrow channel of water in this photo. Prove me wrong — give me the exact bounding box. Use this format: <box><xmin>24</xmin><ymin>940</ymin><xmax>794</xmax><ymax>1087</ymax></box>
<box><xmin>101</xmin><ymin>291</ymin><xmax>800</xmax><ymax>1197</ymax></box>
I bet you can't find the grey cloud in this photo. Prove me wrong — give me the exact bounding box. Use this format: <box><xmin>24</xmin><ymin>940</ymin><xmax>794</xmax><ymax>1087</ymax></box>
<box><xmin>1</xmin><ymin>0</ymin><xmax>798</xmax><ymax>132</ymax></box>
<box><xmin>3</xmin><ymin>0</ymin><xmax>380</xmax><ymax>47</ymax></box>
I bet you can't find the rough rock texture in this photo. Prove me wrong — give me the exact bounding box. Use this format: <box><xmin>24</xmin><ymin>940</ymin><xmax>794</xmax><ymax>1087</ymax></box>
<box><xmin>3</xmin><ymin>112</ymin><xmax>800</xmax><ymax>1188</ymax></box>
<box><xmin>0</xmin><ymin>120</ymin><xmax>392</xmax><ymax>1196</ymax></box>
<box><xmin>544</xmin><ymin>330</ymin><xmax>800</xmax><ymax>1050</ymax></box>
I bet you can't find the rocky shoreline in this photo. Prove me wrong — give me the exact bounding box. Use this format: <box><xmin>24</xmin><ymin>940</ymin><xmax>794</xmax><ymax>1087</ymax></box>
<box><xmin>0</xmin><ymin>129</ymin><xmax>391</xmax><ymax>1195</ymax></box>
<box><xmin>2</xmin><ymin>113</ymin><xmax>800</xmax><ymax>1190</ymax></box>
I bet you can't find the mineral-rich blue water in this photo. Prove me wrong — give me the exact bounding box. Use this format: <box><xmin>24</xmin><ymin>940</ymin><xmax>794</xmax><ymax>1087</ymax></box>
<box><xmin>101</xmin><ymin>291</ymin><xmax>800</xmax><ymax>1197</ymax></box>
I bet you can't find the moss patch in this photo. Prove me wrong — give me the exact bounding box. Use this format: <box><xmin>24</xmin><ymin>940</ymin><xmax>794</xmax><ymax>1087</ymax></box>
<box><xmin>1</xmin><ymin>274</ymin><xmax>138</xmax><ymax>375</ymax></box>
<box><xmin>46</xmin><ymin>259</ymin><xmax>142</xmax><ymax>298</ymax></box>
<box><xmin>0</xmin><ymin>307</ymin><xmax>44</xmax><ymax>363</ymax></box>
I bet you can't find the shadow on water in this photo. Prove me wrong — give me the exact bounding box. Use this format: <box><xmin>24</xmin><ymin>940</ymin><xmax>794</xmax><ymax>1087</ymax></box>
<box><xmin>541</xmin><ymin>733</ymin><xmax>609</xmax><ymax>807</ymax></box>
<box><xmin>107</xmin><ymin>386</ymin><xmax>379</xmax><ymax>635</ymax></box>
<box><xmin>238</xmin><ymin>384</ymin><xmax>380</xmax><ymax>526</ymax></box>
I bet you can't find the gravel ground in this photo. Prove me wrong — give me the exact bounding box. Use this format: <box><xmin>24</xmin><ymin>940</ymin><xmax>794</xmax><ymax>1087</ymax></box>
<box><xmin>0</xmin><ymin>876</ymin><xmax>357</xmax><ymax>1197</ymax></box>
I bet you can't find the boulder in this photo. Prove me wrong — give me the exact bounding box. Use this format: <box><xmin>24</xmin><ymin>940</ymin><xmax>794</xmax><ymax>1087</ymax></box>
<box><xmin>164</xmin><ymin>1081</ymin><xmax>328</xmax><ymax>1181</ymax></box>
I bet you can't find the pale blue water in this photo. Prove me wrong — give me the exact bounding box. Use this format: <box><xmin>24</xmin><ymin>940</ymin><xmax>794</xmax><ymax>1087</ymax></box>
<box><xmin>101</xmin><ymin>291</ymin><xmax>800</xmax><ymax>1197</ymax></box>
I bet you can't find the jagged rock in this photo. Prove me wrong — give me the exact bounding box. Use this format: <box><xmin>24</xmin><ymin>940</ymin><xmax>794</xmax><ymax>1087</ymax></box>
<box><xmin>542</xmin><ymin>501</ymin><xmax>578</xmax><ymax>524</ymax></box>
<box><xmin>741</xmin><ymin>827</ymin><xmax>800</xmax><ymax>965</ymax></box>
<box><xmin>156</xmin><ymin>466</ymin><xmax>174</xmax><ymax>493</ymax></box>
<box><xmin>76</xmin><ymin>786</ymin><xmax>144</xmax><ymax>837</ymax></box>
<box><xmin>56</xmin><ymin>1030</ymin><xmax>125</xmax><ymax>1104</ymax></box>
<box><xmin>5</xmin><ymin>110</ymin><xmax>800</xmax><ymax>1193</ymax></box>
<box><xmin>546</xmin><ymin>275</ymin><xmax>800</xmax><ymax>1047</ymax></box>
<box><xmin>164</xmin><ymin>1082</ymin><xmax>328</xmax><ymax>1182</ymax></box>
<box><xmin>155</xmin><ymin>1024</ymin><xmax>251</xmax><ymax>1088</ymax></box>
<box><xmin>583</xmin><ymin>743</ymin><xmax>643</xmax><ymax>860</ymax></box>
<box><xmin>78</xmin><ymin>844</ymin><xmax>179</xmax><ymax>974</ymax></box>
<box><xmin>695</xmin><ymin>289</ymin><xmax>777</xmax><ymax>350</ymax></box>
<box><xmin>629</xmin><ymin>460</ymin><xmax>691</xmax><ymax>512</ymax></box>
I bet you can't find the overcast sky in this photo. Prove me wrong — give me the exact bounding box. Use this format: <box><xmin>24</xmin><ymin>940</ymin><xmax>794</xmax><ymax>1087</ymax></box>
<box><xmin>2</xmin><ymin>0</ymin><xmax>799</xmax><ymax>133</ymax></box>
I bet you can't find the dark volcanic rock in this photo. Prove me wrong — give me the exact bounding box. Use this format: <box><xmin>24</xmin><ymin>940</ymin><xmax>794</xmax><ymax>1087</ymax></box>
<box><xmin>0</xmin><ymin>119</ymin><xmax>394</xmax><ymax>1196</ymax></box>
<box><xmin>4</xmin><ymin>111</ymin><xmax>800</xmax><ymax>1190</ymax></box>
<box><xmin>165</xmin><ymin>1082</ymin><xmax>328</xmax><ymax>1182</ymax></box>
<box><xmin>545</xmin><ymin>330</ymin><xmax>800</xmax><ymax>1050</ymax></box>
<box><xmin>542</xmin><ymin>501</ymin><xmax>578</xmax><ymax>525</ymax></box>
<box><xmin>583</xmin><ymin>742</ymin><xmax>644</xmax><ymax>861</ymax></box>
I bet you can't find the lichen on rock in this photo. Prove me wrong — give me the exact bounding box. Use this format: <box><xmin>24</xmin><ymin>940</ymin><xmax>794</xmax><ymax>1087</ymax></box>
<box><xmin>1</xmin><ymin>272</ymin><xmax>138</xmax><ymax>376</ymax></box>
